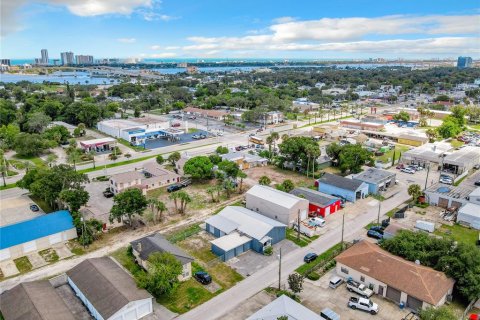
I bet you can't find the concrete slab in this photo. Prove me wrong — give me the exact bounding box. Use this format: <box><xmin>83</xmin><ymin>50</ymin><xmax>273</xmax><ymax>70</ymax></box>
<box><xmin>0</xmin><ymin>260</ymin><xmax>19</xmax><ymax>278</ymax></box>
<box><xmin>53</xmin><ymin>244</ymin><xmax>74</xmax><ymax>259</ymax></box>
<box><xmin>0</xmin><ymin>195</ymin><xmax>44</xmax><ymax>226</ymax></box>
<box><xmin>205</xmin><ymin>281</ymin><xmax>222</xmax><ymax>293</ymax></box>
<box><xmin>27</xmin><ymin>252</ymin><xmax>48</xmax><ymax>268</ymax></box>
<box><xmin>82</xmin><ymin>181</ymin><xmax>113</xmax><ymax>224</ymax></box>
<box><xmin>218</xmin><ymin>290</ymin><xmax>275</xmax><ymax>320</ymax></box>
<box><xmin>144</xmin><ymin>300</ymin><xmax>178</xmax><ymax>320</ymax></box>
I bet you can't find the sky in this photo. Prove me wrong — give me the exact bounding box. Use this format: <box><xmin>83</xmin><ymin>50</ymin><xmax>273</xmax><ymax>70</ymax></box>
<box><xmin>1</xmin><ymin>0</ymin><xmax>480</xmax><ymax>60</ymax></box>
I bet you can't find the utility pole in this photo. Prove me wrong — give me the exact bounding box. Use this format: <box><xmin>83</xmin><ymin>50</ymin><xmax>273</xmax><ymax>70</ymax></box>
<box><xmin>341</xmin><ymin>211</ymin><xmax>345</xmax><ymax>250</ymax></box>
<box><xmin>424</xmin><ymin>162</ymin><xmax>431</xmax><ymax>190</ymax></box>
<box><xmin>277</xmin><ymin>247</ymin><xmax>282</xmax><ymax>290</ymax></box>
<box><xmin>297</xmin><ymin>210</ymin><xmax>301</xmax><ymax>240</ymax></box>
<box><xmin>377</xmin><ymin>199</ymin><xmax>381</xmax><ymax>225</ymax></box>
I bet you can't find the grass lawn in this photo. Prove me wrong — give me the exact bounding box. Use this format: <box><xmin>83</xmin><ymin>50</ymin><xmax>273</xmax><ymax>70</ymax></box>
<box><xmin>157</xmin><ymin>278</ymin><xmax>215</xmax><ymax>314</ymax></box>
<box><xmin>29</xmin><ymin>195</ymin><xmax>53</xmax><ymax>213</ymax></box>
<box><xmin>38</xmin><ymin>248</ymin><xmax>59</xmax><ymax>263</ymax></box>
<box><xmin>375</xmin><ymin>145</ymin><xmax>410</xmax><ymax>163</ymax></box>
<box><xmin>295</xmin><ymin>243</ymin><xmax>343</xmax><ymax>275</ymax></box>
<box><xmin>12</xmin><ymin>154</ymin><xmax>45</xmax><ymax>168</ymax></box>
<box><xmin>166</xmin><ymin>224</ymin><xmax>202</xmax><ymax>244</ymax></box>
<box><xmin>14</xmin><ymin>256</ymin><xmax>33</xmax><ymax>273</ymax></box>
<box><xmin>0</xmin><ymin>184</ymin><xmax>16</xmax><ymax>191</ymax></box>
<box><xmin>450</xmin><ymin>139</ymin><xmax>465</xmax><ymax>149</ymax></box>
<box><xmin>434</xmin><ymin>224</ymin><xmax>479</xmax><ymax>246</ymax></box>
<box><xmin>146</xmin><ymin>186</ymin><xmax>166</xmax><ymax>199</ymax></box>
<box><xmin>188</xmin><ymin>128</ymin><xmax>199</xmax><ymax>133</ymax></box>
<box><xmin>118</xmin><ymin>138</ymin><xmax>146</xmax><ymax>152</ymax></box>
<box><xmin>286</xmin><ymin>228</ymin><xmax>319</xmax><ymax>247</ymax></box>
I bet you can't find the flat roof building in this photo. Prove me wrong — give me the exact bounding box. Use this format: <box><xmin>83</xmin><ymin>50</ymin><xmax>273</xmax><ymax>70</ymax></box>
<box><xmin>425</xmin><ymin>183</ymin><xmax>474</xmax><ymax>209</ymax></box>
<box><xmin>401</xmin><ymin>142</ymin><xmax>453</xmax><ymax>166</ymax></box>
<box><xmin>353</xmin><ymin>168</ymin><xmax>396</xmax><ymax>195</ymax></box>
<box><xmin>442</xmin><ymin>146</ymin><xmax>480</xmax><ymax>174</ymax></box>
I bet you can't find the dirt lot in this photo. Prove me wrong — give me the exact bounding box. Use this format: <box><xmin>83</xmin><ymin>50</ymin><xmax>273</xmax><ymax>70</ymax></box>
<box><xmin>245</xmin><ymin>165</ymin><xmax>315</xmax><ymax>188</ymax></box>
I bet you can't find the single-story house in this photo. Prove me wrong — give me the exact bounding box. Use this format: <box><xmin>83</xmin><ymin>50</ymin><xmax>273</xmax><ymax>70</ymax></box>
<box><xmin>424</xmin><ymin>183</ymin><xmax>473</xmax><ymax>209</ymax></box>
<box><xmin>130</xmin><ymin>233</ymin><xmax>194</xmax><ymax>281</ymax></box>
<box><xmin>397</xmin><ymin>134</ymin><xmax>428</xmax><ymax>147</ymax></box>
<box><xmin>0</xmin><ymin>210</ymin><xmax>77</xmax><ymax>261</ymax></box>
<box><xmin>289</xmin><ymin>187</ymin><xmax>341</xmax><ymax>218</ymax></box>
<box><xmin>457</xmin><ymin>203</ymin><xmax>480</xmax><ymax>230</ymax></box>
<box><xmin>316</xmin><ymin>173</ymin><xmax>369</xmax><ymax>203</ymax></box>
<box><xmin>109</xmin><ymin>162</ymin><xmax>180</xmax><ymax>195</ymax></box>
<box><xmin>246</xmin><ymin>295</ymin><xmax>323</xmax><ymax>320</ymax></box>
<box><xmin>221</xmin><ymin>152</ymin><xmax>268</xmax><ymax>170</ymax></box>
<box><xmin>66</xmin><ymin>257</ymin><xmax>153</xmax><ymax>320</ymax></box>
<box><xmin>442</xmin><ymin>146</ymin><xmax>480</xmax><ymax>174</ymax></box>
<box><xmin>353</xmin><ymin>168</ymin><xmax>396</xmax><ymax>194</ymax></box>
<box><xmin>205</xmin><ymin>206</ymin><xmax>286</xmax><ymax>261</ymax></box>
<box><xmin>246</xmin><ymin>185</ymin><xmax>309</xmax><ymax>226</ymax></box>
<box><xmin>0</xmin><ymin>280</ymin><xmax>76</xmax><ymax>320</ymax></box>
<box><xmin>79</xmin><ymin>137</ymin><xmax>116</xmax><ymax>153</ymax></box>
<box><xmin>336</xmin><ymin>241</ymin><xmax>455</xmax><ymax>311</ymax></box>
<box><xmin>401</xmin><ymin>142</ymin><xmax>452</xmax><ymax>166</ymax></box>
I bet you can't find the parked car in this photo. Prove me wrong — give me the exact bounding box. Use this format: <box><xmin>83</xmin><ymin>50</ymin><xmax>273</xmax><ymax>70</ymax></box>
<box><xmin>439</xmin><ymin>177</ymin><xmax>453</xmax><ymax>185</ymax></box>
<box><xmin>256</xmin><ymin>128</ymin><xmax>263</xmax><ymax>132</ymax></box>
<box><xmin>401</xmin><ymin>167</ymin><xmax>415</xmax><ymax>174</ymax></box>
<box><xmin>348</xmin><ymin>297</ymin><xmax>379</xmax><ymax>315</ymax></box>
<box><xmin>29</xmin><ymin>204</ymin><xmax>40</xmax><ymax>212</ymax></box>
<box><xmin>103</xmin><ymin>188</ymin><xmax>114</xmax><ymax>198</ymax></box>
<box><xmin>396</xmin><ymin>164</ymin><xmax>405</xmax><ymax>169</ymax></box>
<box><xmin>308</xmin><ymin>217</ymin><xmax>326</xmax><ymax>227</ymax></box>
<box><xmin>369</xmin><ymin>226</ymin><xmax>384</xmax><ymax>234</ymax></box>
<box><xmin>199</xmin><ymin>134</ymin><xmax>207</xmax><ymax>139</ymax></box>
<box><xmin>167</xmin><ymin>184</ymin><xmax>182</xmax><ymax>193</ymax></box>
<box><xmin>192</xmin><ymin>134</ymin><xmax>200</xmax><ymax>139</ymax></box>
<box><xmin>171</xmin><ymin>122</ymin><xmax>181</xmax><ymax>127</ymax></box>
<box><xmin>329</xmin><ymin>276</ymin><xmax>344</xmax><ymax>289</ymax></box>
<box><xmin>194</xmin><ymin>271</ymin><xmax>212</xmax><ymax>285</ymax></box>
<box><xmin>304</xmin><ymin>253</ymin><xmax>318</xmax><ymax>263</ymax></box>
<box><xmin>293</xmin><ymin>223</ymin><xmax>315</xmax><ymax>237</ymax></box>
<box><xmin>474</xmin><ymin>164</ymin><xmax>480</xmax><ymax>170</ymax></box>
<box><xmin>188</xmin><ymin>116</ymin><xmax>196</xmax><ymax>120</ymax></box>
<box><xmin>216</xmin><ymin>131</ymin><xmax>224</xmax><ymax>136</ymax></box>
<box><xmin>346</xmin><ymin>279</ymin><xmax>374</xmax><ymax>298</ymax></box>
<box><xmin>179</xmin><ymin>179</ymin><xmax>192</xmax><ymax>187</ymax></box>
<box><xmin>320</xmin><ymin>308</ymin><xmax>340</xmax><ymax>320</ymax></box>
<box><xmin>367</xmin><ymin>230</ymin><xmax>383</xmax><ymax>239</ymax></box>
<box><xmin>475</xmin><ymin>181</ymin><xmax>480</xmax><ymax>186</ymax></box>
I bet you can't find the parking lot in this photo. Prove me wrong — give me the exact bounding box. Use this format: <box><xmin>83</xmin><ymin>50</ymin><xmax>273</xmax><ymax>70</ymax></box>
<box><xmin>82</xmin><ymin>180</ymin><xmax>114</xmax><ymax>224</ymax></box>
<box><xmin>145</xmin><ymin>130</ymin><xmax>212</xmax><ymax>149</ymax></box>
<box><xmin>0</xmin><ymin>194</ymin><xmax>44</xmax><ymax>227</ymax></box>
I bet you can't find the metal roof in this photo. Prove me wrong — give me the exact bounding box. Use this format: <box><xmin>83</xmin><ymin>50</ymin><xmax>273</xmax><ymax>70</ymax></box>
<box><xmin>290</xmin><ymin>187</ymin><xmax>339</xmax><ymax>207</ymax></box>
<box><xmin>79</xmin><ymin>137</ymin><xmax>116</xmax><ymax>147</ymax></box>
<box><xmin>425</xmin><ymin>182</ymin><xmax>474</xmax><ymax>200</ymax></box>
<box><xmin>246</xmin><ymin>295</ymin><xmax>323</xmax><ymax>320</ymax></box>
<box><xmin>210</xmin><ymin>231</ymin><xmax>252</xmax><ymax>252</ymax></box>
<box><xmin>317</xmin><ymin>173</ymin><xmax>366</xmax><ymax>192</ymax></box>
<box><xmin>0</xmin><ymin>210</ymin><xmax>75</xmax><ymax>250</ymax></box>
<box><xmin>459</xmin><ymin>203</ymin><xmax>480</xmax><ymax>218</ymax></box>
<box><xmin>443</xmin><ymin>146</ymin><xmax>480</xmax><ymax>165</ymax></box>
<box><xmin>246</xmin><ymin>185</ymin><xmax>306</xmax><ymax>209</ymax></box>
<box><xmin>469</xmin><ymin>187</ymin><xmax>480</xmax><ymax>197</ymax></box>
<box><xmin>353</xmin><ymin>168</ymin><xmax>395</xmax><ymax>184</ymax></box>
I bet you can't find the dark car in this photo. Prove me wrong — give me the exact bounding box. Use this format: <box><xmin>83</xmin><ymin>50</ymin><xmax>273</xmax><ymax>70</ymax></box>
<box><xmin>367</xmin><ymin>230</ymin><xmax>383</xmax><ymax>240</ymax></box>
<box><xmin>171</xmin><ymin>122</ymin><xmax>181</xmax><ymax>127</ymax></box>
<box><xmin>167</xmin><ymin>184</ymin><xmax>181</xmax><ymax>193</ymax></box>
<box><xmin>475</xmin><ymin>181</ymin><xmax>480</xmax><ymax>187</ymax></box>
<box><xmin>29</xmin><ymin>204</ymin><xmax>40</xmax><ymax>212</ymax></box>
<box><xmin>194</xmin><ymin>271</ymin><xmax>212</xmax><ymax>285</ymax></box>
<box><xmin>369</xmin><ymin>226</ymin><xmax>384</xmax><ymax>234</ymax></box>
<box><xmin>396</xmin><ymin>164</ymin><xmax>405</xmax><ymax>169</ymax></box>
<box><xmin>103</xmin><ymin>190</ymin><xmax>114</xmax><ymax>198</ymax></box>
<box><xmin>304</xmin><ymin>253</ymin><xmax>318</xmax><ymax>263</ymax></box>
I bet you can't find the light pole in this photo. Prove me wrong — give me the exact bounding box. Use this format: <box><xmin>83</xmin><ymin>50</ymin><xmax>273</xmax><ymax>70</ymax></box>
<box><xmin>277</xmin><ymin>247</ymin><xmax>282</xmax><ymax>290</ymax></box>
<box><xmin>377</xmin><ymin>198</ymin><xmax>381</xmax><ymax>225</ymax></box>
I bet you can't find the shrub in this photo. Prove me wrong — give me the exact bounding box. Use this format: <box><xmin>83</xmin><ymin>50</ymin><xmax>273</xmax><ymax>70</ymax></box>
<box><xmin>306</xmin><ymin>272</ymin><xmax>320</xmax><ymax>281</ymax></box>
<box><xmin>264</xmin><ymin>246</ymin><xmax>273</xmax><ymax>256</ymax></box>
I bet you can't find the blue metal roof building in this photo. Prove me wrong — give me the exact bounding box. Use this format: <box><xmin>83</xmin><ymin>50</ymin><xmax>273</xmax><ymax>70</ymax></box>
<box><xmin>0</xmin><ymin>210</ymin><xmax>75</xmax><ymax>250</ymax></box>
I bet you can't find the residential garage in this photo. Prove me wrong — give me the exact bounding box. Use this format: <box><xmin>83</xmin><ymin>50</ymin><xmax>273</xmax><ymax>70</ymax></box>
<box><xmin>66</xmin><ymin>257</ymin><xmax>153</xmax><ymax>320</ymax></box>
<box><xmin>335</xmin><ymin>241</ymin><xmax>455</xmax><ymax>311</ymax></box>
<box><xmin>0</xmin><ymin>210</ymin><xmax>77</xmax><ymax>262</ymax></box>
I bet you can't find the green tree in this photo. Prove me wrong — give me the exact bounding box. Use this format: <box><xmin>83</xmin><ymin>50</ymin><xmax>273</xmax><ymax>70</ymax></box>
<box><xmin>237</xmin><ymin>171</ymin><xmax>247</xmax><ymax>193</ymax></box>
<box><xmin>259</xmin><ymin>175</ymin><xmax>271</xmax><ymax>185</ymax></box>
<box><xmin>168</xmin><ymin>151</ymin><xmax>181</xmax><ymax>166</ymax></box>
<box><xmin>393</xmin><ymin>111</ymin><xmax>410</xmax><ymax>122</ymax></box>
<box><xmin>278</xmin><ymin>136</ymin><xmax>320</xmax><ymax>171</ymax></box>
<box><xmin>449</xmin><ymin>105</ymin><xmax>466</xmax><ymax>127</ymax></box>
<box><xmin>59</xmin><ymin>189</ymin><xmax>90</xmax><ymax>212</ymax></box>
<box><xmin>418</xmin><ymin>306</ymin><xmax>456</xmax><ymax>320</ymax></box>
<box><xmin>148</xmin><ymin>199</ymin><xmax>167</xmax><ymax>223</ymax></box>
<box><xmin>277</xmin><ymin>179</ymin><xmax>295</xmax><ymax>193</ymax></box>
<box><xmin>109</xmin><ymin>189</ymin><xmax>148</xmax><ymax>225</ymax></box>
<box><xmin>183</xmin><ymin>156</ymin><xmax>213</xmax><ymax>180</ymax></box>
<box><xmin>14</xmin><ymin>133</ymin><xmax>51</xmax><ymax>157</ymax></box>
<box><xmin>338</xmin><ymin>144</ymin><xmax>373</xmax><ymax>174</ymax></box>
<box><xmin>43</xmin><ymin>125</ymin><xmax>71</xmax><ymax>145</ymax></box>
<box><xmin>437</xmin><ymin>117</ymin><xmax>462</xmax><ymax>139</ymax></box>
<box><xmin>0</xmin><ymin>123</ymin><xmax>20</xmax><ymax>149</ymax></box>
<box><xmin>208</xmin><ymin>154</ymin><xmax>222</xmax><ymax>165</ymax></box>
<box><xmin>408</xmin><ymin>184</ymin><xmax>422</xmax><ymax>202</ymax></box>
<box><xmin>218</xmin><ymin>160</ymin><xmax>240</xmax><ymax>179</ymax></box>
<box><xmin>25</xmin><ymin>111</ymin><xmax>51</xmax><ymax>133</ymax></box>
<box><xmin>156</xmin><ymin>155</ymin><xmax>165</xmax><ymax>165</ymax></box>
<box><xmin>215</xmin><ymin>146</ymin><xmax>229</xmax><ymax>154</ymax></box>
<box><xmin>287</xmin><ymin>273</ymin><xmax>304</xmax><ymax>295</ymax></box>
<box><xmin>425</xmin><ymin>128</ymin><xmax>438</xmax><ymax>142</ymax></box>
<box><xmin>137</xmin><ymin>252</ymin><xmax>183</xmax><ymax>297</ymax></box>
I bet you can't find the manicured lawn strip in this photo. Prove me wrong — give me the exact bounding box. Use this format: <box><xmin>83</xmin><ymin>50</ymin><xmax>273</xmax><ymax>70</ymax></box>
<box><xmin>454</xmin><ymin>174</ymin><xmax>468</xmax><ymax>186</ymax></box>
<box><xmin>434</xmin><ymin>224</ymin><xmax>479</xmax><ymax>246</ymax></box>
<box><xmin>296</xmin><ymin>243</ymin><xmax>342</xmax><ymax>275</ymax></box>
<box><xmin>286</xmin><ymin>228</ymin><xmax>319</xmax><ymax>247</ymax></box>
<box><xmin>0</xmin><ymin>184</ymin><xmax>16</xmax><ymax>191</ymax></box>
<box><xmin>14</xmin><ymin>257</ymin><xmax>33</xmax><ymax>273</ymax></box>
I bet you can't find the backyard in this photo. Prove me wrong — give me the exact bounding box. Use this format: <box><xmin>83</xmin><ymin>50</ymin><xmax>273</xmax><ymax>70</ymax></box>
<box><xmin>375</xmin><ymin>144</ymin><xmax>410</xmax><ymax>164</ymax></box>
<box><xmin>434</xmin><ymin>223</ymin><xmax>479</xmax><ymax>246</ymax></box>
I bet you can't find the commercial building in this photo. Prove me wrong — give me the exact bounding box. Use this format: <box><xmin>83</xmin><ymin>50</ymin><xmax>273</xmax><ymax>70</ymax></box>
<box><xmin>246</xmin><ymin>185</ymin><xmax>309</xmax><ymax>226</ymax></box>
<box><xmin>246</xmin><ymin>295</ymin><xmax>323</xmax><ymax>320</ymax></box>
<box><xmin>221</xmin><ymin>152</ymin><xmax>268</xmax><ymax>169</ymax></box>
<box><xmin>0</xmin><ymin>210</ymin><xmax>77</xmax><ymax>261</ymax></box>
<box><xmin>457</xmin><ymin>56</ymin><xmax>473</xmax><ymax>69</ymax></box>
<box><xmin>109</xmin><ymin>162</ymin><xmax>180</xmax><ymax>195</ymax></box>
<box><xmin>0</xmin><ymin>280</ymin><xmax>76</xmax><ymax>320</ymax></box>
<box><xmin>353</xmin><ymin>168</ymin><xmax>396</xmax><ymax>195</ymax></box>
<box><xmin>66</xmin><ymin>257</ymin><xmax>153</xmax><ymax>320</ymax></box>
<box><xmin>397</xmin><ymin>134</ymin><xmax>428</xmax><ymax>147</ymax></box>
<box><xmin>336</xmin><ymin>241</ymin><xmax>455</xmax><ymax>311</ymax></box>
<box><xmin>40</xmin><ymin>49</ymin><xmax>49</xmax><ymax>65</ymax></box>
<box><xmin>75</xmin><ymin>55</ymin><xmax>94</xmax><ymax>65</ymax></box>
<box><xmin>401</xmin><ymin>142</ymin><xmax>452</xmax><ymax>166</ymax></box>
<box><xmin>340</xmin><ymin>119</ymin><xmax>385</xmax><ymax>131</ymax></box>
<box><xmin>424</xmin><ymin>183</ymin><xmax>473</xmax><ymax>209</ymax></box>
<box><xmin>457</xmin><ymin>203</ymin><xmax>480</xmax><ymax>230</ymax></box>
<box><xmin>260</xmin><ymin>111</ymin><xmax>284</xmax><ymax>125</ymax></box>
<box><xmin>79</xmin><ymin>137</ymin><xmax>116</xmax><ymax>153</ymax></box>
<box><xmin>468</xmin><ymin>187</ymin><xmax>480</xmax><ymax>204</ymax></box>
<box><xmin>97</xmin><ymin>118</ymin><xmax>183</xmax><ymax>146</ymax></box>
<box><xmin>183</xmin><ymin>106</ymin><xmax>227</xmax><ymax>120</ymax></box>
<box><xmin>316</xmin><ymin>173</ymin><xmax>369</xmax><ymax>203</ymax></box>
<box><xmin>60</xmin><ymin>51</ymin><xmax>75</xmax><ymax>65</ymax></box>
<box><xmin>289</xmin><ymin>187</ymin><xmax>341</xmax><ymax>218</ymax></box>
<box><xmin>292</xmin><ymin>98</ymin><xmax>320</xmax><ymax>111</ymax></box>
<box><xmin>442</xmin><ymin>146</ymin><xmax>480</xmax><ymax>174</ymax></box>
<box><xmin>205</xmin><ymin>206</ymin><xmax>286</xmax><ymax>261</ymax></box>
<box><xmin>131</xmin><ymin>233</ymin><xmax>194</xmax><ymax>281</ymax></box>
<box><xmin>0</xmin><ymin>59</ymin><xmax>11</xmax><ymax>66</ymax></box>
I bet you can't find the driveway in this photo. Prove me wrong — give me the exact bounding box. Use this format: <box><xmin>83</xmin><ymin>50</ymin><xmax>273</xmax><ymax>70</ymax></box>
<box><xmin>82</xmin><ymin>180</ymin><xmax>113</xmax><ymax>223</ymax></box>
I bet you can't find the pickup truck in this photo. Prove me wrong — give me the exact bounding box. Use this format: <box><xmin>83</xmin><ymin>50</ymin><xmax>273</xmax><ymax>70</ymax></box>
<box><xmin>348</xmin><ymin>297</ymin><xmax>379</xmax><ymax>315</ymax></box>
<box><xmin>346</xmin><ymin>280</ymin><xmax>374</xmax><ymax>298</ymax></box>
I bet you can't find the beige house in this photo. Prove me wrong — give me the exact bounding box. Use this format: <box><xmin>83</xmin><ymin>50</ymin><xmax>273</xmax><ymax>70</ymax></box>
<box><xmin>109</xmin><ymin>162</ymin><xmax>180</xmax><ymax>195</ymax></box>
<box><xmin>246</xmin><ymin>185</ymin><xmax>309</xmax><ymax>226</ymax></box>
<box><xmin>335</xmin><ymin>241</ymin><xmax>455</xmax><ymax>311</ymax></box>
<box><xmin>130</xmin><ymin>233</ymin><xmax>193</xmax><ymax>281</ymax></box>
<box><xmin>221</xmin><ymin>152</ymin><xmax>268</xmax><ymax>170</ymax></box>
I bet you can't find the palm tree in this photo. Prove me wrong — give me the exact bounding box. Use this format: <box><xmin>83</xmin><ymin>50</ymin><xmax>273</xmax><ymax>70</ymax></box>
<box><xmin>88</xmin><ymin>151</ymin><xmax>96</xmax><ymax>168</ymax></box>
<box><xmin>178</xmin><ymin>191</ymin><xmax>191</xmax><ymax>215</ymax></box>
<box><xmin>408</xmin><ymin>184</ymin><xmax>422</xmax><ymax>202</ymax></box>
<box><xmin>206</xmin><ymin>186</ymin><xmax>217</xmax><ymax>203</ymax></box>
<box><xmin>169</xmin><ymin>192</ymin><xmax>180</xmax><ymax>213</ymax></box>
<box><xmin>259</xmin><ymin>175</ymin><xmax>271</xmax><ymax>185</ymax></box>
<box><xmin>237</xmin><ymin>171</ymin><xmax>247</xmax><ymax>193</ymax></box>
<box><xmin>266</xmin><ymin>136</ymin><xmax>273</xmax><ymax>156</ymax></box>
<box><xmin>270</xmin><ymin>132</ymin><xmax>279</xmax><ymax>156</ymax></box>
<box><xmin>154</xmin><ymin>201</ymin><xmax>167</xmax><ymax>223</ymax></box>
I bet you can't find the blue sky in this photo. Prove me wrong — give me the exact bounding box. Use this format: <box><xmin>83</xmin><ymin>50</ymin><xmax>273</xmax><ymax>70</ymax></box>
<box><xmin>1</xmin><ymin>0</ymin><xmax>479</xmax><ymax>60</ymax></box>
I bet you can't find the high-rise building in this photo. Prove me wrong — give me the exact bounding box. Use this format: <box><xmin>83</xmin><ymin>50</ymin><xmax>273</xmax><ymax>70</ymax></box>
<box><xmin>457</xmin><ymin>56</ymin><xmax>473</xmax><ymax>69</ymax></box>
<box><xmin>0</xmin><ymin>59</ymin><xmax>11</xmax><ymax>66</ymax></box>
<box><xmin>60</xmin><ymin>52</ymin><xmax>75</xmax><ymax>65</ymax></box>
<box><xmin>75</xmin><ymin>55</ymin><xmax>94</xmax><ymax>65</ymax></box>
<box><xmin>41</xmin><ymin>49</ymin><xmax>49</xmax><ymax>65</ymax></box>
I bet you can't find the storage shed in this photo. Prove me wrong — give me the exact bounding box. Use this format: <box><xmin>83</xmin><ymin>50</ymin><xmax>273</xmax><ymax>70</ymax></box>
<box><xmin>246</xmin><ymin>185</ymin><xmax>309</xmax><ymax>226</ymax></box>
<box><xmin>205</xmin><ymin>206</ymin><xmax>286</xmax><ymax>261</ymax></box>
<box><xmin>457</xmin><ymin>203</ymin><xmax>480</xmax><ymax>230</ymax></box>
<box><xmin>0</xmin><ymin>210</ymin><xmax>77</xmax><ymax>261</ymax></box>
<box><xmin>66</xmin><ymin>257</ymin><xmax>153</xmax><ymax>320</ymax></box>
<box><xmin>289</xmin><ymin>187</ymin><xmax>341</xmax><ymax>217</ymax></box>
<box><xmin>316</xmin><ymin>173</ymin><xmax>369</xmax><ymax>202</ymax></box>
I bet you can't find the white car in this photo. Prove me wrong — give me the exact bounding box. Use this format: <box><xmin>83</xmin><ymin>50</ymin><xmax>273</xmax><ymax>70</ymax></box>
<box><xmin>308</xmin><ymin>217</ymin><xmax>326</xmax><ymax>227</ymax></box>
<box><xmin>401</xmin><ymin>167</ymin><xmax>415</xmax><ymax>174</ymax></box>
<box><xmin>439</xmin><ymin>177</ymin><xmax>453</xmax><ymax>185</ymax></box>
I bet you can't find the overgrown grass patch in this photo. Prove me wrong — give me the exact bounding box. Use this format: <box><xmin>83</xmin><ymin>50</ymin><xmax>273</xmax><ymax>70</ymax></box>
<box><xmin>166</xmin><ymin>224</ymin><xmax>202</xmax><ymax>244</ymax></box>
<box><xmin>12</xmin><ymin>155</ymin><xmax>45</xmax><ymax>168</ymax></box>
<box><xmin>295</xmin><ymin>243</ymin><xmax>343</xmax><ymax>275</ymax></box>
<box><xmin>286</xmin><ymin>228</ymin><xmax>319</xmax><ymax>247</ymax></box>
<box><xmin>29</xmin><ymin>195</ymin><xmax>53</xmax><ymax>213</ymax></box>
<box><xmin>14</xmin><ymin>257</ymin><xmax>33</xmax><ymax>273</ymax></box>
<box><xmin>38</xmin><ymin>248</ymin><xmax>59</xmax><ymax>263</ymax></box>
<box><xmin>434</xmin><ymin>224</ymin><xmax>479</xmax><ymax>246</ymax></box>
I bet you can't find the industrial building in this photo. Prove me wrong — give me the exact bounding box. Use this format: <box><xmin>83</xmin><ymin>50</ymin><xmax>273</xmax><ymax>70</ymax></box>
<box><xmin>289</xmin><ymin>187</ymin><xmax>341</xmax><ymax>218</ymax></box>
<box><xmin>316</xmin><ymin>173</ymin><xmax>369</xmax><ymax>203</ymax></box>
<box><xmin>246</xmin><ymin>295</ymin><xmax>323</xmax><ymax>320</ymax></box>
<box><xmin>424</xmin><ymin>183</ymin><xmax>473</xmax><ymax>209</ymax></box>
<box><xmin>457</xmin><ymin>203</ymin><xmax>480</xmax><ymax>230</ymax></box>
<box><xmin>353</xmin><ymin>168</ymin><xmax>396</xmax><ymax>195</ymax></box>
<box><xmin>442</xmin><ymin>146</ymin><xmax>480</xmax><ymax>174</ymax></box>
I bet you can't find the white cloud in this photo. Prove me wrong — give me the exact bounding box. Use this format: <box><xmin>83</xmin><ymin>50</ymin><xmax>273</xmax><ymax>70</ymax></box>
<box><xmin>272</xmin><ymin>16</ymin><xmax>296</xmax><ymax>24</ymax></box>
<box><xmin>49</xmin><ymin>0</ymin><xmax>152</xmax><ymax>16</ymax></box>
<box><xmin>149</xmin><ymin>52</ymin><xmax>177</xmax><ymax>58</ymax></box>
<box><xmin>150</xmin><ymin>45</ymin><xmax>162</xmax><ymax>50</ymax></box>
<box><xmin>165</xmin><ymin>46</ymin><xmax>180</xmax><ymax>50</ymax></box>
<box><xmin>118</xmin><ymin>38</ymin><xmax>136</xmax><ymax>43</ymax></box>
<box><xmin>141</xmin><ymin>12</ymin><xmax>178</xmax><ymax>21</ymax></box>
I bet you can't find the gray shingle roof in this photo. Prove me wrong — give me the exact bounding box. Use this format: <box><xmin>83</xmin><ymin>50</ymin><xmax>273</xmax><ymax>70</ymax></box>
<box><xmin>353</xmin><ymin>168</ymin><xmax>395</xmax><ymax>184</ymax></box>
<box><xmin>130</xmin><ymin>233</ymin><xmax>193</xmax><ymax>265</ymax></box>
<box><xmin>317</xmin><ymin>173</ymin><xmax>365</xmax><ymax>191</ymax></box>
<box><xmin>290</xmin><ymin>187</ymin><xmax>339</xmax><ymax>207</ymax></box>
<box><xmin>66</xmin><ymin>257</ymin><xmax>151</xmax><ymax>319</ymax></box>
<box><xmin>0</xmin><ymin>281</ymin><xmax>76</xmax><ymax>320</ymax></box>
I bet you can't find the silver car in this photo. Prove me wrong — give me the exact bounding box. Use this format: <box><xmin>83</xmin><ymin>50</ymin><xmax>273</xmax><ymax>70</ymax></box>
<box><xmin>329</xmin><ymin>276</ymin><xmax>344</xmax><ymax>289</ymax></box>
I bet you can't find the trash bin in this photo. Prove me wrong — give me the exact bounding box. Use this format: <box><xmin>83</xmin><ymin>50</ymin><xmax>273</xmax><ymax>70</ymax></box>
<box><xmin>399</xmin><ymin>302</ymin><xmax>405</xmax><ymax>309</ymax></box>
